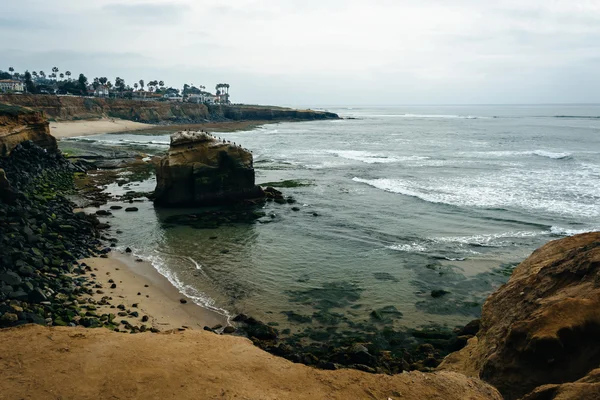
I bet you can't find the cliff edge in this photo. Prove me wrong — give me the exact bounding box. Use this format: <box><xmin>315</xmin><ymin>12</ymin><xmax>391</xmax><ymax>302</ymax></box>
<box><xmin>154</xmin><ymin>131</ymin><xmax>264</xmax><ymax>207</ymax></box>
<box><xmin>0</xmin><ymin>94</ymin><xmax>339</xmax><ymax>124</ymax></box>
<box><xmin>0</xmin><ymin>324</ymin><xmax>502</xmax><ymax>400</ymax></box>
<box><xmin>0</xmin><ymin>104</ymin><xmax>57</xmax><ymax>156</ymax></box>
<box><xmin>439</xmin><ymin>232</ymin><xmax>600</xmax><ymax>400</ymax></box>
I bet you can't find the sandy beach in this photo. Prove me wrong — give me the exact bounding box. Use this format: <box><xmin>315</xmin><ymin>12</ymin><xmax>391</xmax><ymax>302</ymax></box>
<box><xmin>81</xmin><ymin>252</ymin><xmax>228</xmax><ymax>332</ymax></box>
<box><xmin>50</xmin><ymin>118</ymin><xmax>153</xmax><ymax>138</ymax></box>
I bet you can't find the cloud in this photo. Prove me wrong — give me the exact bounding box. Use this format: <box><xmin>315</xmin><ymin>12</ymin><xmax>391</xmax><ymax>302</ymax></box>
<box><xmin>1</xmin><ymin>0</ymin><xmax>599</xmax><ymax>104</ymax></box>
<box><xmin>102</xmin><ymin>2</ymin><xmax>191</xmax><ymax>24</ymax></box>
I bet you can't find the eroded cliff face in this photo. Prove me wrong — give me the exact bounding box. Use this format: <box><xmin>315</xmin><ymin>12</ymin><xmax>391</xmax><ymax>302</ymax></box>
<box><xmin>439</xmin><ymin>232</ymin><xmax>600</xmax><ymax>400</ymax></box>
<box><xmin>0</xmin><ymin>104</ymin><xmax>57</xmax><ymax>157</ymax></box>
<box><xmin>154</xmin><ymin>131</ymin><xmax>263</xmax><ymax>207</ymax></box>
<box><xmin>0</xmin><ymin>95</ymin><xmax>339</xmax><ymax>123</ymax></box>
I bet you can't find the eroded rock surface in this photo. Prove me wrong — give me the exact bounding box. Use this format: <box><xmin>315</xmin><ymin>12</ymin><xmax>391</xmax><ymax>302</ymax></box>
<box><xmin>439</xmin><ymin>232</ymin><xmax>600</xmax><ymax>400</ymax></box>
<box><xmin>0</xmin><ymin>104</ymin><xmax>57</xmax><ymax>156</ymax></box>
<box><xmin>154</xmin><ymin>131</ymin><xmax>263</xmax><ymax>207</ymax></box>
<box><xmin>0</xmin><ymin>324</ymin><xmax>503</xmax><ymax>400</ymax></box>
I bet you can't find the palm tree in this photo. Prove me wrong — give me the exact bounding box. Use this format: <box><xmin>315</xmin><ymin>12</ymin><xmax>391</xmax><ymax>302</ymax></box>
<box><xmin>8</xmin><ymin>67</ymin><xmax>14</xmax><ymax>73</ymax></box>
<box><xmin>52</xmin><ymin>67</ymin><xmax>59</xmax><ymax>80</ymax></box>
<box><xmin>32</xmin><ymin>71</ymin><xmax>38</xmax><ymax>79</ymax></box>
<box><xmin>139</xmin><ymin>79</ymin><xmax>145</xmax><ymax>91</ymax></box>
<box><xmin>134</xmin><ymin>83</ymin><xmax>138</xmax><ymax>90</ymax></box>
<box><xmin>39</xmin><ymin>71</ymin><xmax>45</xmax><ymax>79</ymax></box>
<box><xmin>65</xmin><ymin>71</ymin><xmax>71</xmax><ymax>81</ymax></box>
<box><xmin>59</xmin><ymin>73</ymin><xmax>64</xmax><ymax>80</ymax></box>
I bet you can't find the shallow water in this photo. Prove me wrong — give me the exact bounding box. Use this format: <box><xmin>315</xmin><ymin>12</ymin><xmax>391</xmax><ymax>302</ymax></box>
<box><xmin>66</xmin><ymin>105</ymin><xmax>600</xmax><ymax>334</ymax></box>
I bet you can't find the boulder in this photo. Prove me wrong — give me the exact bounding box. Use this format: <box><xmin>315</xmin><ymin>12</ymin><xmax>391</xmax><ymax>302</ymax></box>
<box><xmin>0</xmin><ymin>104</ymin><xmax>57</xmax><ymax>157</ymax></box>
<box><xmin>439</xmin><ymin>232</ymin><xmax>600</xmax><ymax>400</ymax></box>
<box><xmin>154</xmin><ymin>131</ymin><xmax>264</xmax><ymax>207</ymax></box>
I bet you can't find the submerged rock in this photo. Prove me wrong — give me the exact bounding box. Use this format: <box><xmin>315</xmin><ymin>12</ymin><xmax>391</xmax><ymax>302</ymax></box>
<box><xmin>154</xmin><ymin>131</ymin><xmax>264</xmax><ymax>207</ymax></box>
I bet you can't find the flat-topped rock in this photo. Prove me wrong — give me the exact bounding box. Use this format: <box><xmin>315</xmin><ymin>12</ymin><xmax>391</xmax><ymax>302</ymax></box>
<box><xmin>154</xmin><ymin>130</ymin><xmax>263</xmax><ymax>207</ymax></box>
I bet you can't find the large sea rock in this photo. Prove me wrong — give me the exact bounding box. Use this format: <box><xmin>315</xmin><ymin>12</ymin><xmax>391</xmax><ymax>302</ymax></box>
<box><xmin>439</xmin><ymin>232</ymin><xmax>600</xmax><ymax>399</ymax></box>
<box><xmin>0</xmin><ymin>103</ymin><xmax>57</xmax><ymax>156</ymax></box>
<box><xmin>154</xmin><ymin>131</ymin><xmax>264</xmax><ymax>207</ymax></box>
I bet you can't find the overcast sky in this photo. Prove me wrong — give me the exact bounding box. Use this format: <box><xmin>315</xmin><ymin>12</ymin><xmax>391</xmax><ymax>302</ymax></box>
<box><xmin>2</xmin><ymin>0</ymin><xmax>600</xmax><ymax>105</ymax></box>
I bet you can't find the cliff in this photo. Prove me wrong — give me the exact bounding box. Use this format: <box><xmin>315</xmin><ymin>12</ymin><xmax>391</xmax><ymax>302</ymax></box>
<box><xmin>439</xmin><ymin>232</ymin><xmax>600</xmax><ymax>400</ymax></box>
<box><xmin>154</xmin><ymin>131</ymin><xmax>263</xmax><ymax>207</ymax></box>
<box><xmin>0</xmin><ymin>104</ymin><xmax>57</xmax><ymax>156</ymax></box>
<box><xmin>0</xmin><ymin>324</ymin><xmax>502</xmax><ymax>400</ymax></box>
<box><xmin>0</xmin><ymin>94</ymin><xmax>339</xmax><ymax>124</ymax></box>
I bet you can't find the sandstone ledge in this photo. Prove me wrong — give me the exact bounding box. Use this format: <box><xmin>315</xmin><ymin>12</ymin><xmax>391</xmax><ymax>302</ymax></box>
<box><xmin>0</xmin><ymin>324</ymin><xmax>501</xmax><ymax>400</ymax></box>
<box><xmin>439</xmin><ymin>232</ymin><xmax>600</xmax><ymax>400</ymax></box>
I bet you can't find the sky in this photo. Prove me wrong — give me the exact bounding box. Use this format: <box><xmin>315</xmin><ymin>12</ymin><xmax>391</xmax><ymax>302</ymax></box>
<box><xmin>2</xmin><ymin>0</ymin><xmax>600</xmax><ymax>105</ymax></box>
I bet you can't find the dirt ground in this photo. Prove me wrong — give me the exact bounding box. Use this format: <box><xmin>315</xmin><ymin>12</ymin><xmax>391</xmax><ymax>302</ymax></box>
<box><xmin>0</xmin><ymin>324</ymin><xmax>501</xmax><ymax>400</ymax></box>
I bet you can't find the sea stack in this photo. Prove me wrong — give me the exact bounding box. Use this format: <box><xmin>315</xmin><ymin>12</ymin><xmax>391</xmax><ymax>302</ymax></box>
<box><xmin>154</xmin><ymin>130</ymin><xmax>263</xmax><ymax>207</ymax></box>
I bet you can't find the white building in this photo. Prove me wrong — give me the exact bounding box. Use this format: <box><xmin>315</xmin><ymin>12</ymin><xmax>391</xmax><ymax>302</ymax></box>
<box><xmin>187</xmin><ymin>93</ymin><xmax>216</xmax><ymax>104</ymax></box>
<box><xmin>0</xmin><ymin>80</ymin><xmax>24</xmax><ymax>93</ymax></box>
<box><xmin>94</xmin><ymin>85</ymin><xmax>110</xmax><ymax>97</ymax></box>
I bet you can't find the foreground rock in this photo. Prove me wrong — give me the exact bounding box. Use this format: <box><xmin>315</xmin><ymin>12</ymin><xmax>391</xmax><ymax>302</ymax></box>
<box><xmin>0</xmin><ymin>324</ymin><xmax>502</xmax><ymax>400</ymax></box>
<box><xmin>0</xmin><ymin>141</ymin><xmax>103</xmax><ymax>329</ymax></box>
<box><xmin>439</xmin><ymin>232</ymin><xmax>600</xmax><ymax>399</ymax></box>
<box><xmin>154</xmin><ymin>131</ymin><xmax>263</xmax><ymax>206</ymax></box>
<box><xmin>0</xmin><ymin>103</ymin><xmax>57</xmax><ymax>156</ymax></box>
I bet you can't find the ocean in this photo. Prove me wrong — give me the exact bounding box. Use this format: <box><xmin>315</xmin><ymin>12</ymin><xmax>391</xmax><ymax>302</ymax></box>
<box><xmin>67</xmin><ymin>105</ymin><xmax>600</xmax><ymax>335</ymax></box>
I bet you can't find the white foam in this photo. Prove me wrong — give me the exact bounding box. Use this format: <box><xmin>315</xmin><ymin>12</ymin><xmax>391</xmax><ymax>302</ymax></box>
<box><xmin>550</xmin><ymin>226</ymin><xmax>600</xmax><ymax>236</ymax></box>
<box><xmin>471</xmin><ymin>150</ymin><xmax>572</xmax><ymax>160</ymax></box>
<box><xmin>387</xmin><ymin>243</ymin><xmax>428</xmax><ymax>253</ymax></box>
<box><xmin>369</xmin><ymin>114</ymin><xmax>486</xmax><ymax>119</ymax></box>
<box><xmin>124</xmin><ymin>249</ymin><xmax>231</xmax><ymax>321</ymax></box>
<box><xmin>326</xmin><ymin>150</ymin><xmax>400</xmax><ymax>164</ymax></box>
<box><xmin>352</xmin><ymin>174</ymin><xmax>600</xmax><ymax>218</ymax></box>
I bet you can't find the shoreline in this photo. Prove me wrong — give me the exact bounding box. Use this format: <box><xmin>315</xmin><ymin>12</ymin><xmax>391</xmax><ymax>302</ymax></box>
<box><xmin>80</xmin><ymin>252</ymin><xmax>228</xmax><ymax>332</ymax></box>
<box><xmin>51</xmin><ymin>118</ymin><xmax>280</xmax><ymax>139</ymax></box>
<box><xmin>50</xmin><ymin>118</ymin><xmax>152</xmax><ymax>138</ymax></box>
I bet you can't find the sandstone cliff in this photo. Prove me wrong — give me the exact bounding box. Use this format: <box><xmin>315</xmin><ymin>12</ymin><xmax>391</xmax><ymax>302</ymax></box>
<box><xmin>0</xmin><ymin>104</ymin><xmax>57</xmax><ymax>156</ymax></box>
<box><xmin>154</xmin><ymin>131</ymin><xmax>263</xmax><ymax>207</ymax></box>
<box><xmin>439</xmin><ymin>232</ymin><xmax>600</xmax><ymax>400</ymax></box>
<box><xmin>0</xmin><ymin>324</ymin><xmax>502</xmax><ymax>400</ymax></box>
<box><xmin>0</xmin><ymin>94</ymin><xmax>339</xmax><ymax>124</ymax></box>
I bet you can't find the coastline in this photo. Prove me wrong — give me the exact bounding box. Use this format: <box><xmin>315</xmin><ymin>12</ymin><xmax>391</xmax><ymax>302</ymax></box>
<box><xmin>51</xmin><ymin>118</ymin><xmax>278</xmax><ymax>139</ymax></box>
<box><xmin>50</xmin><ymin>118</ymin><xmax>152</xmax><ymax>138</ymax></box>
<box><xmin>81</xmin><ymin>252</ymin><xmax>228</xmax><ymax>332</ymax></box>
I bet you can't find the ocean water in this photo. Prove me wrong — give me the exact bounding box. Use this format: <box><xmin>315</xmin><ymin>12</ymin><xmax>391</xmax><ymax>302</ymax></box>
<box><xmin>67</xmin><ymin>105</ymin><xmax>600</xmax><ymax>333</ymax></box>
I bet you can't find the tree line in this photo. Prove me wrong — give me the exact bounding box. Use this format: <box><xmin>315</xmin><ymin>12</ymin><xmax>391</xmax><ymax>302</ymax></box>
<box><xmin>1</xmin><ymin>66</ymin><xmax>229</xmax><ymax>100</ymax></box>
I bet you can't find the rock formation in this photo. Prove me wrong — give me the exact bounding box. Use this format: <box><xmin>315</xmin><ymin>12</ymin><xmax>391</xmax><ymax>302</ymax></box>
<box><xmin>439</xmin><ymin>232</ymin><xmax>600</xmax><ymax>399</ymax></box>
<box><xmin>0</xmin><ymin>94</ymin><xmax>339</xmax><ymax>124</ymax></box>
<box><xmin>0</xmin><ymin>104</ymin><xmax>57</xmax><ymax>156</ymax></box>
<box><xmin>154</xmin><ymin>131</ymin><xmax>264</xmax><ymax>207</ymax></box>
<box><xmin>0</xmin><ymin>324</ymin><xmax>503</xmax><ymax>400</ymax></box>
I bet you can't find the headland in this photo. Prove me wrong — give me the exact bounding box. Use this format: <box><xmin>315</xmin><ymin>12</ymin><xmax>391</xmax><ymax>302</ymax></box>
<box><xmin>1</xmin><ymin>102</ymin><xmax>600</xmax><ymax>399</ymax></box>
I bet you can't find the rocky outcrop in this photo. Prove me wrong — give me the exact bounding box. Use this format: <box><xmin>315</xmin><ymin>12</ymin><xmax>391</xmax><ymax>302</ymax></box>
<box><xmin>439</xmin><ymin>232</ymin><xmax>600</xmax><ymax>400</ymax></box>
<box><xmin>0</xmin><ymin>95</ymin><xmax>339</xmax><ymax>124</ymax></box>
<box><xmin>0</xmin><ymin>104</ymin><xmax>57</xmax><ymax>156</ymax></box>
<box><xmin>154</xmin><ymin>131</ymin><xmax>263</xmax><ymax>207</ymax></box>
<box><xmin>0</xmin><ymin>324</ymin><xmax>503</xmax><ymax>400</ymax></box>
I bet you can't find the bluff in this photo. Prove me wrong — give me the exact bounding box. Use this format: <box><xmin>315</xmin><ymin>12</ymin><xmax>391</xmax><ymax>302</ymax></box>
<box><xmin>0</xmin><ymin>104</ymin><xmax>57</xmax><ymax>156</ymax></box>
<box><xmin>439</xmin><ymin>232</ymin><xmax>600</xmax><ymax>400</ymax></box>
<box><xmin>154</xmin><ymin>131</ymin><xmax>263</xmax><ymax>207</ymax></box>
<box><xmin>0</xmin><ymin>95</ymin><xmax>339</xmax><ymax>124</ymax></box>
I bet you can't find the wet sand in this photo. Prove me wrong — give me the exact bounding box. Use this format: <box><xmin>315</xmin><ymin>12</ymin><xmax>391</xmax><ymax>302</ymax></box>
<box><xmin>81</xmin><ymin>252</ymin><xmax>228</xmax><ymax>332</ymax></box>
<box><xmin>51</xmin><ymin>118</ymin><xmax>153</xmax><ymax>138</ymax></box>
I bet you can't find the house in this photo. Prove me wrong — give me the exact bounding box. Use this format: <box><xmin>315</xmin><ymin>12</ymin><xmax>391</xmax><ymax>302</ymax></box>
<box><xmin>187</xmin><ymin>93</ymin><xmax>216</xmax><ymax>104</ymax></box>
<box><xmin>94</xmin><ymin>85</ymin><xmax>110</xmax><ymax>97</ymax></box>
<box><xmin>163</xmin><ymin>93</ymin><xmax>183</xmax><ymax>102</ymax></box>
<box><xmin>0</xmin><ymin>80</ymin><xmax>24</xmax><ymax>93</ymax></box>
